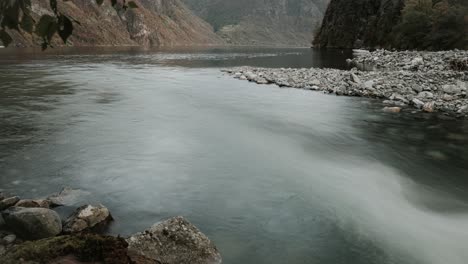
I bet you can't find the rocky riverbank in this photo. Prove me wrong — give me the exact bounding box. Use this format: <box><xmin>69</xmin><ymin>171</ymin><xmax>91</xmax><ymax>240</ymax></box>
<box><xmin>0</xmin><ymin>188</ymin><xmax>221</xmax><ymax>264</ymax></box>
<box><xmin>224</xmin><ymin>50</ymin><xmax>468</xmax><ymax>116</ymax></box>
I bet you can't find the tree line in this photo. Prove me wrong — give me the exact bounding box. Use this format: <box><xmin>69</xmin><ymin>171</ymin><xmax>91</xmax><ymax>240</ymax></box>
<box><xmin>391</xmin><ymin>0</ymin><xmax>467</xmax><ymax>50</ymax></box>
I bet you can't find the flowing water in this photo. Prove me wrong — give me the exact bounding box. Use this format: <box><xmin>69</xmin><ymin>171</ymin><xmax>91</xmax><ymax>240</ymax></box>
<box><xmin>1</xmin><ymin>47</ymin><xmax>468</xmax><ymax>264</ymax></box>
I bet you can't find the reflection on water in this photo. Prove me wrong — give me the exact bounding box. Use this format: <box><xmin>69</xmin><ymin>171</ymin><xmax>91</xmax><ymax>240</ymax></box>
<box><xmin>0</xmin><ymin>46</ymin><xmax>352</xmax><ymax>69</ymax></box>
<box><xmin>0</xmin><ymin>48</ymin><xmax>468</xmax><ymax>264</ymax></box>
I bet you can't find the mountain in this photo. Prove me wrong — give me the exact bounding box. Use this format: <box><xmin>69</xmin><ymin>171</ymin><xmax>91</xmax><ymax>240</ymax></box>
<box><xmin>182</xmin><ymin>0</ymin><xmax>330</xmax><ymax>47</ymax></box>
<box><xmin>314</xmin><ymin>0</ymin><xmax>404</xmax><ymax>49</ymax></box>
<box><xmin>314</xmin><ymin>0</ymin><xmax>467</xmax><ymax>50</ymax></box>
<box><xmin>6</xmin><ymin>0</ymin><xmax>223</xmax><ymax>47</ymax></box>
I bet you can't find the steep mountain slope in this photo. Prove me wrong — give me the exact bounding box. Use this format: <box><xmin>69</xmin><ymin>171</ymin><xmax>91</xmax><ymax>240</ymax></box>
<box><xmin>7</xmin><ymin>0</ymin><xmax>223</xmax><ymax>47</ymax></box>
<box><xmin>314</xmin><ymin>0</ymin><xmax>467</xmax><ymax>50</ymax></box>
<box><xmin>182</xmin><ymin>0</ymin><xmax>329</xmax><ymax>46</ymax></box>
<box><xmin>314</xmin><ymin>0</ymin><xmax>404</xmax><ymax>49</ymax></box>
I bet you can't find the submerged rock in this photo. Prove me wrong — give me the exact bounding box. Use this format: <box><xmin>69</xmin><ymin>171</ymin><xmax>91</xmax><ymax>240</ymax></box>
<box><xmin>2</xmin><ymin>207</ymin><xmax>62</xmax><ymax>240</ymax></box>
<box><xmin>127</xmin><ymin>216</ymin><xmax>222</xmax><ymax>264</ymax></box>
<box><xmin>47</xmin><ymin>187</ymin><xmax>91</xmax><ymax>207</ymax></box>
<box><xmin>63</xmin><ymin>204</ymin><xmax>113</xmax><ymax>233</ymax></box>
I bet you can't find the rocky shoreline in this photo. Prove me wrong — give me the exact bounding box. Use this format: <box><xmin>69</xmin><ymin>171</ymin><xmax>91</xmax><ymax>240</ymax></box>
<box><xmin>0</xmin><ymin>188</ymin><xmax>221</xmax><ymax>264</ymax></box>
<box><xmin>224</xmin><ymin>50</ymin><xmax>468</xmax><ymax>116</ymax></box>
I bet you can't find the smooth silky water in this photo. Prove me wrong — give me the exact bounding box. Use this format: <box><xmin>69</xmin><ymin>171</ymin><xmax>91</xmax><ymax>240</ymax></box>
<box><xmin>1</xmin><ymin>47</ymin><xmax>468</xmax><ymax>264</ymax></box>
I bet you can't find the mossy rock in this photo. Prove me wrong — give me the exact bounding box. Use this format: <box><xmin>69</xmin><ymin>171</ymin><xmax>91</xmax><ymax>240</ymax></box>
<box><xmin>2</xmin><ymin>234</ymin><xmax>130</xmax><ymax>264</ymax></box>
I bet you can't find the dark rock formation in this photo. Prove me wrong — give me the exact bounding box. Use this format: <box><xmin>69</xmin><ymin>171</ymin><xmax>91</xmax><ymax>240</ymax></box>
<box><xmin>2</xmin><ymin>234</ymin><xmax>130</xmax><ymax>264</ymax></box>
<box><xmin>314</xmin><ymin>0</ymin><xmax>404</xmax><ymax>49</ymax></box>
<box><xmin>6</xmin><ymin>0</ymin><xmax>223</xmax><ymax>48</ymax></box>
<box><xmin>183</xmin><ymin>0</ymin><xmax>329</xmax><ymax>46</ymax></box>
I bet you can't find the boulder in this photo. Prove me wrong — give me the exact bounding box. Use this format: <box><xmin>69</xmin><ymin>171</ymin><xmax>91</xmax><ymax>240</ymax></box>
<box><xmin>2</xmin><ymin>207</ymin><xmax>62</xmax><ymax>240</ymax></box>
<box><xmin>15</xmin><ymin>199</ymin><xmax>50</xmax><ymax>209</ymax></box>
<box><xmin>63</xmin><ymin>204</ymin><xmax>113</xmax><ymax>233</ymax></box>
<box><xmin>0</xmin><ymin>196</ymin><xmax>20</xmax><ymax>211</ymax></box>
<box><xmin>127</xmin><ymin>216</ymin><xmax>222</xmax><ymax>264</ymax></box>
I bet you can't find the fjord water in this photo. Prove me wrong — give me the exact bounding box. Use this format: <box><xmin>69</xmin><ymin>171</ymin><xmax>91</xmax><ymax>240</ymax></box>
<box><xmin>1</xmin><ymin>47</ymin><xmax>468</xmax><ymax>264</ymax></box>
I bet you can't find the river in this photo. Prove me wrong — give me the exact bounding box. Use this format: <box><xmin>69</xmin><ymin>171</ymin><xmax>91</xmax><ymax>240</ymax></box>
<box><xmin>1</xmin><ymin>47</ymin><xmax>468</xmax><ymax>264</ymax></box>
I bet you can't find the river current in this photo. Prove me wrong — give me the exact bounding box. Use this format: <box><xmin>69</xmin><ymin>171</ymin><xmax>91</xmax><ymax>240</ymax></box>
<box><xmin>1</xmin><ymin>47</ymin><xmax>468</xmax><ymax>264</ymax></box>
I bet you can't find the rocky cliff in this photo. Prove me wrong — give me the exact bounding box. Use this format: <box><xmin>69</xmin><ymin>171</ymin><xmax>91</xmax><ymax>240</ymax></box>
<box><xmin>313</xmin><ymin>0</ymin><xmax>404</xmax><ymax>49</ymax></box>
<box><xmin>7</xmin><ymin>0</ymin><xmax>223</xmax><ymax>47</ymax></box>
<box><xmin>182</xmin><ymin>0</ymin><xmax>329</xmax><ymax>46</ymax></box>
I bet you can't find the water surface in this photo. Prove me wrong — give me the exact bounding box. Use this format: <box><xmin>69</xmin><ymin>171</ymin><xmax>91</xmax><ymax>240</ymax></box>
<box><xmin>1</xmin><ymin>47</ymin><xmax>468</xmax><ymax>264</ymax></box>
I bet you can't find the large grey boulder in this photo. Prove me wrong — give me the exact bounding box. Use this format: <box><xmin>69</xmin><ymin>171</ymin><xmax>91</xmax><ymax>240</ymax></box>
<box><xmin>63</xmin><ymin>204</ymin><xmax>113</xmax><ymax>233</ymax></box>
<box><xmin>2</xmin><ymin>207</ymin><xmax>62</xmax><ymax>240</ymax></box>
<box><xmin>127</xmin><ymin>216</ymin><xmax>222</xmax><ymax>264</ymax></box>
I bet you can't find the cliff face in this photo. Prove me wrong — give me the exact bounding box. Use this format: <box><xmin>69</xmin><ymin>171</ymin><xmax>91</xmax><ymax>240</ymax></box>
<box><xmin>313</xmin><ymin>0</ymin><xmax>404</xmax><ymax>49</ymax></box>
<box><xmin>182</xmin><ymin>0</ymin><xmax>330</xmax><ymax>47</ymax></box>
<box><xmin>7</xmin><ymin>0</ymin><xmax>223</xmax><ymax>47</ymax></box>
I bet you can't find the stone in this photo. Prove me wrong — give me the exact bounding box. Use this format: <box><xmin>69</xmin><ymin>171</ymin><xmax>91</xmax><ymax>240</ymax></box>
<box><xmin>0</xmin><ymin>196</ymin><xmax>20</xmax><ymax>211</ymax></box>
<box><xmin>2</xmin><ymin>207</ymin><xmax>62</xmax><ymax>240</ymax></box>
<box><xmin>412</xmin><ymin>85</ymin><xmax>423</xmax><ymax>92</ymax></box>
<box><xmin>127</xmin><ymin>216</ymin><xmax>222</xmax><ymax>264</ymax></box>
<box><xmin>3</xmin><ymin>234</ymin><xmax>16</xmax><ymax>244</ymax></box>
<box><xmin>239</xmin><ymin>75</ymin><xmax>247</xmax><ymax>80</ymax></box>
<box><xmin>383</xmin><ymin>107</ymin><xmax>401</xmax><ymax>113</ymax></box>
<box><xmin>244</xmin><ymin>71</ymin><xmax>257</xmax><ymax>81</ymax></box>
<box><xmin>350</xmin><ymin>73</ymin><xmax>361</xmax><ymax>83</ymax></box>
<box><xmin>0</xmin><ymin>244</ymin><xmax>5</xmax><ymax>255</ymax></box>
<box><xmin>411</xmin><ymin>57</ymin><xmax>424</xmax><ymax>67</ymax></box>
<box><xmin>442</xmin><ymin>94</ymin><xmax>454</xmax><ymax>101</ymax></box>
<box><xmin>457</xmin><ymin>105</ymin><xmax>468</xmax><ymax>113</ymax></box>
<box><xmin>47</xmin><ymin>187</ymin><xmax>91</xmax><ymax>207</ymax></box>
<box><xmin>15</xmin><ymin>199</ymin><xmax>50</xmax><ymax>209</ymax></box>
<box><xmin>442</xmin><ymin>84</ymin><xmax>461</xmax><ymax>94</ymax></box>
<box><xmin>417</xmin><ymin>91</ymin><xmax>434</xmax><ymax>99</ymax></box>
<box><xmin>256</xmin><ymin>78</ymin><xmax>268</xmax><ymax>85</ymax></box>
<box><xmin>310</xmin><ymin>79</ymin><xmax>321</xmax><ymax>86</ymax></box>
<box><xmin>363</xmin><ymin>80</ymin><xmax>374</xmax><ymax>89</ymax></box>
<box><xmin>423</xmin><ymin>101</ymin><xmax>435</xmax><ymax>113</ymax></box>
<box><xmin>63</xmin><ymin>204</ymin><xmax>113</xmax><ymax>233</ymax></box>
<box><xmin>412</xmin><ymin>98</ymin><xmax>425</xmax><ymax>109</ymax></box>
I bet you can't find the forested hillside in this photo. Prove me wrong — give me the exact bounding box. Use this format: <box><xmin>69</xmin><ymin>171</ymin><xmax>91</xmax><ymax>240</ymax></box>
<box><xmin>314</xmin><ymin>0</ymin><xmax>467</xmax><ymax>50</ymax></box>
